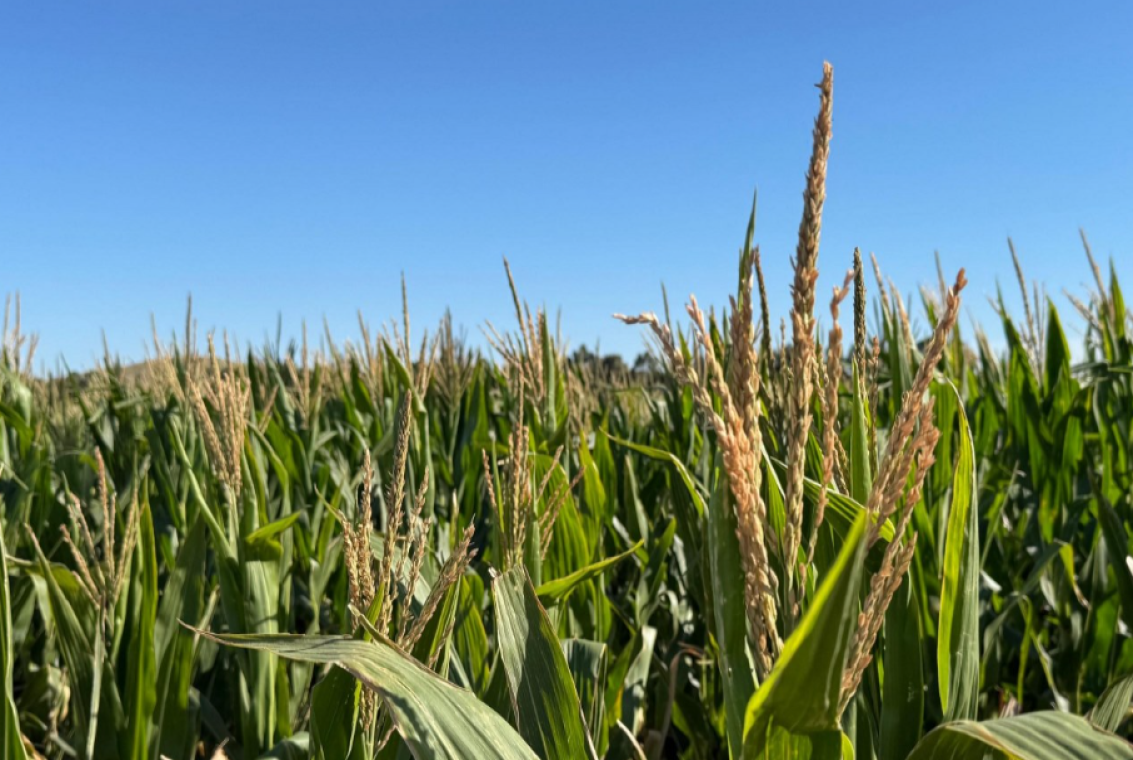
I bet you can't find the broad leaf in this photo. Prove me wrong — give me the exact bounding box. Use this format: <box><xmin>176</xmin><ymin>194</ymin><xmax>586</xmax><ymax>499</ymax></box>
<box><xmin>1089</xmin><ymin>672</ymin><xmax>1133</xmax><ymax>733</ymax></box>
<box><xmin>492</xmin><ymin>566</ymin><xmax>598</xmax><ymax>760</ymax></box>
<box><xmin>907</xmin><ymin>711</ymin><xmax>1133</xmax><ymax>759</ymax></box>
<box><xmin>742</xmin><ymin>513</ymin><xmax>868</xmax><ymax>757</ymax></box>
<box><xmin>195</xmin><ymin>631</ymin><xmax>538</xmax><ymax>760</ymax></box>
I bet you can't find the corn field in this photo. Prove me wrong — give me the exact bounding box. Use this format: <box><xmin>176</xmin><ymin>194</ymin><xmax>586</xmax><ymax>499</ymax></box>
<box><xmin>3</xmin><ymin>64</ymin><xmax>1133</xmax><ymax>760</ymax></box>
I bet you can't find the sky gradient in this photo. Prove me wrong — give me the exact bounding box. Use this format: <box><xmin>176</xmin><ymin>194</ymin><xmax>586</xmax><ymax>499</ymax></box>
<box><xmin>2</xmin><ymin>2</ymin><xmax>1130</xmax><ymax>371</ymax></box>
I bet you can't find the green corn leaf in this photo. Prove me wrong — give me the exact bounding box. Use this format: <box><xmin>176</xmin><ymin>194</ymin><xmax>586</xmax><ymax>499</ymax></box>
<box><xmin>577</xmin><ymin>439</ymin><xmax>608</xmax><ymax>535</ymax></box>
<box><xmin>605</xmin><ymin>434</ymin><xmax>706</xmax><ymax>518</ymax></box>
<box><xmin>540</xmin><ymin>494</ymin><xmax>593</xmax><ymax>605</ymax></box>
<box><xmin>763</xmin><ymin>454</ymin><xmax>788</xmax><ymax>558</ymax></box>
<box><xmin>621</xmin><ymin>626</ymin><xmax>656</xmax><ymax>739</ymax></box>
<box><xmin>261</xmin><ymin>733</ymin><xmax>310</xmax><ymax>759</ymax></box>
<box><xmin>1089</xmin><ymin>672</ymin><xmax>1133</xmax><ymax>733</ymax></box>
<box><xmin>153</xmin><ymin>516</ymin><xmax>208</xmax><ymax>760</ymax></box>
<box><xmin>708</xmin><ymin>452</ymin><xmax>757</xmax><ymax>759</ymax></box>
<box><xmin>1097</xmin><ymin>496</ymin><xmax>1133</xmax><ymax>634</ymax></box>
<box><xmin>0</xmin><ymin>525</ymin><xmax>27</xmax><ymax>760</ymax></box>
<box><xmin>193</xmin><ymin>630</ymin><xmax>539</xmax><ymax>760</ymax></box>
<box><xmin>246</xmin><ymin>510</ymin><xmax>305</xmax><ymax>546</ymax></box>
<box><xmin>408</xmin><ymin>568</ymin><xmax>462</xmax><ymax>675</ymax></box>
<box><xmin>309</xmin><ymin>664</ymin><xmax>359</xmax><ymax>760</ymax></box>
<box><xmin>1043</xmin><ymin>300</ymin><xmax>1071</xmax><ymax>394</ymax></box>
<box><xmin>562</xmin><ymin>639</ymin><xmax>609</xmax><ymax>755</ymax></box>
<box><xmin>492</xmin><ymin>565</ymin><xmax>598</xmax><ymax>760</ymax></box>
<box><xmin>1110</xmin><ymin>263</ymin><xmax>1127</xmax><ymax>341</ymax></box>
<box><xmin>28</xmin><ymin>532</ymin><xmax>123</xmax><ymax>759</ymax></box>
<box><xmin>906</xmin><ymin>711</ymin><xmax>1133</xmax><ymax>759</ymax></box>
<box><xmin>938</xmin><ymin>382</ymin><xmax>980</xmax><ymax>722</ymax></box>
<box><xmin>607</xmin><ymin>433</ymin><xmax>707</xmax><ymax>603</ymax></box>
<box><xmin>535</xmin><ymin>540</ymin><xmax>643</xmax><ymax>605</ymax></box>
<box><xmin>742</xmin><ymin>513</ymin><xmax>868</xmax><ymax>758</ymax></box>
<box><xmin>453</xmin><ymin>574</ymin><xmax>490</xmax><ymax>696</ymax></box>
<box><xmin>635</xmin><ymin>519</ymin><xmax>676</xmax><ymax>625</ymax></box>
<box><xmin>123</xmin><ymin>502</ymin><xmax>158</xmax><ymax>760</ymax></box>
<box><xmin>786</xmin><ymin>464</ymin><xmax>892</xmax><ymax>545</ymax></box>
<box><xmin>879</xmin><ymin>575</ymin><xmax>924</xmax><ymax>760</ymax></box>
<box><xmin>744</xmin><ymin>728</ymin><xmax>852</xmax><ymax>760</ymax></box>
<box><xmin>978</xmin><ymin>541</ymin><xmax>1065</xmax><ymax>677</ymax></box>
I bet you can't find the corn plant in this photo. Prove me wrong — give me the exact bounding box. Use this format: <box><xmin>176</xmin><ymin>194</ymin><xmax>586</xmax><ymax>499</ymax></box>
<box><xmin>1</xmin><ymin>62</ymin><xmax>1133</xmax><ymax>760</ymax></box>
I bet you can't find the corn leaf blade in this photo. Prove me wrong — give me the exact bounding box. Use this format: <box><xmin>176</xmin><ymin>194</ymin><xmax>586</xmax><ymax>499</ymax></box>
<box><xmin>938</xmin><ymin>383</ymin><xmax>980</xmax><ymax>722</ymax></box>
<box><xmin>907</xmin><ymin>711</ymin><xmax>1133</xmax><ymax>759</ymax></box>
<box><xmin>194</xmin><ymin>630</ymin><xmax>539</xmax><ymax>760</ymax></box>
<box><xmin>492</xmin><ymin>565</ymin><xmax>598</xmax><ymax>760</ymax></box>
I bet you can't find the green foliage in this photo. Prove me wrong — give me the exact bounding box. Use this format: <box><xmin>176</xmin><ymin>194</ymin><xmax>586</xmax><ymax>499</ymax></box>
<box><xmin>742</xmin><ymin>515</ymin><xmax>868</xmax><ymax>757</ymax></box>
<box><xmin>197</xmin><ymin>631</ymin><xmax>539</xmax><ymax>760</ymax></box>
<box><xmin>906</xmin><ymin>711</ymin><xmax>1133</xmax><ymax>759</ymax></box>
<box><xmin>0</xmin><ymin>170</ymin><xmax>1131</xmax><ymax>760</ymax></box>
<box><xmin>938</xmin><ymin>382</ymin><xmax>979</xmax><ymax>722</ymax></box>
<box><xmin>0</xmin><ymin>527</ymin><xmax>27</xmax><ymax>760</ymax></box>
<box><xmin>493</xmin><ymin>566</ymin><xmax>597</xmax><ymax>760</ymax></box>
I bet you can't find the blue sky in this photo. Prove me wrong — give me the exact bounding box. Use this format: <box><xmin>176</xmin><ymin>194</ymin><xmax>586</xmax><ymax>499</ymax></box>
<box><xmin>2</xmin><ymin>2</ymin><xmax>1130</xmax><ymax>371</ymax></box>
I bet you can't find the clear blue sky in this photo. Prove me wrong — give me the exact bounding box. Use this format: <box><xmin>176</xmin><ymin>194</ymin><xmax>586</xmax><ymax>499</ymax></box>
<box><xmin>2</xmin><ymin>2</ymin><xmax>1130</xmax><ymax>371</ymax></box>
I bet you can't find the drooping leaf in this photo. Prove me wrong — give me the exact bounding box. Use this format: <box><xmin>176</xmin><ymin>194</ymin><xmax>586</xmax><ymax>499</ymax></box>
<box><xmin>195</xmin><ymin>630</ymin><xmax>539</xmax><ymax>760</ymax></box>
<box><xmin>907</xmin><ymin>711</ymin><xmax>1133</xmax><ymax>759</ymax></box>
<box><xmin>535</xmin><ymin>540</ymin><xmax>642</xmax><ymax>605</ymax></box>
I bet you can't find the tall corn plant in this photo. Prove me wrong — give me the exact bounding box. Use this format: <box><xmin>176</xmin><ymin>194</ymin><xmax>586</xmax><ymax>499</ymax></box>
<box><xmin>176</xmin><ymin>63</ymin><xmax>1133</xmax><ymax>760</ymax></box>
<box><xmin>614</xmin><ymin>63</ymin><xmax>1132</xmax><ymax>760</ymax></box>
